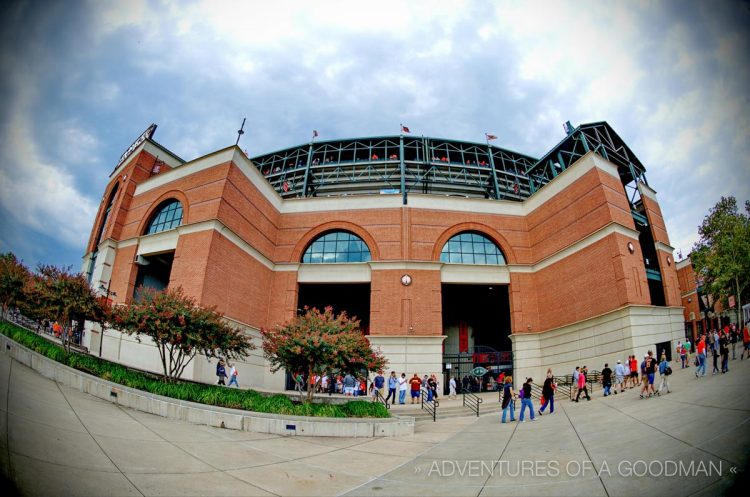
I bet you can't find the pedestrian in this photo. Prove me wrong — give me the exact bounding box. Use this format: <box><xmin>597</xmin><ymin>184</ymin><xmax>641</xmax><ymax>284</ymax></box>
<box><xmin>572</xmin><ymin>366</ymin><xmax>580</xmax><ymax>400</ymax></box>
<box><xmin>575</xmin><ymin>367</ymin><xmax>590</xmax><ymax>402</ymax></box>
<box><xmin>640</xmin><ymin>351</ymin><xmax>657</xmax><ymax>398</ymax></box>
<box><xmin>742</xmin><ymin>323</ymin><xmax>750</xmax><ymax>360</ymax></box>
<box><xmin>601</xmin><ymin>363</ymin><xmax>613</xmax><ymax>396</ymax></box>
<box><xmin>449</xmin><ymin>376</ymin><xmax>457</xmax><ymax>399</ymax></box>
<box><xmin>385</xmin><ymin>371</ymin><xmax>398</xmax><ymax>405</ymax></box>
<box><xmin>227</xmin><ymin>363</ymin><xmax>239</xmax><ymax>388</ymax></box>
<box><xmin>343</xmin><ymin>373</ymin><xmax>356</xmax><ymax>396</ymax></box>
<box><xmin>409</xmin><ymin>373</ymin><xmax>422</xmax><ymax>404</ymax></box>
<box><xmin>501</xmin><ymin>376</ymin><xmax>516</xmax><ymax>423</ymax></box>
<box><xmin>216</xmin><ymin>359</ymin><xmax>227</xmax><ymax>386</ymax></box>
<box><xmin>629</xmin><ymin>355</ymin><xmax>639</xmax><ymax>388</ymax></box>
<box><xmin>711</xmin><ymin>331</ymin><xmax>720</xmax><ymax>374</ymax></box>
<box><xmin>614</xmin><ymin>360</ymin><xmax>626</xmax><ymax>393</ymax></box>
<box><xmin>696</xmin><ymin>334</ymin><xmax>707</xmax><ymax>377</ymax></box>
<box><xmin>462</xmin><ymin>375</ymin><xmax>470</xmax><ymax>393</ymax></box>
<box><xmin>680</xmin><ymin>342</ymin><xmax>687</xmax><ymax>369</ymax></box>
<box><xmin>730</xmin><ymin>325</ymin><xmax>738</xmax><ymax>360</ymax></box>
<box><xmin>720</xmin><ymin>332</ymin><xmax>729</xmax><ymax>373</ymax></box>
<box><xmin>538</xmin><ymin>369</ymin><xmax>555</xmax><ymax>415</ymax></box>
<box><xmin>398</xmin><ymin>373</ymin><xmax>408</xmax><ymax>404</ymax></box>
<box><xmin>658</xmin><ymin>355</ymin><xmax>671</xmax><ymax>394</ymax></box>
<box><xmin>427</xmin><ymin>374</ymin><xmax>438</xmax><ymax>402</ymax></box>
<box><xmin>374</xmin><ymin>370</ymin><xmax>385</xmax><ymax>399</ymax></box>
<box><xmin>519</xmin><ymin>378</ymin><xmax>536</xmax><ymax>422</ymax></box>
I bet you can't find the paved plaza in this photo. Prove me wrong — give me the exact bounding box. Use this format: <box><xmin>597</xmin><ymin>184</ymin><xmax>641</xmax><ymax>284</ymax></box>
<box><xmin>1</xmin><ymin>347</ymin><xmax>748</xmax><ymax>497</ymax></box>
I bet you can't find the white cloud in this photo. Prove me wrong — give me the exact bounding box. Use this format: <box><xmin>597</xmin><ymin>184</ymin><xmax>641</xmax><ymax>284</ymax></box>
<box><xmin>0</xmin><ymin>78</ymin><xmax>97</xmax><ymax>250</ymax></box>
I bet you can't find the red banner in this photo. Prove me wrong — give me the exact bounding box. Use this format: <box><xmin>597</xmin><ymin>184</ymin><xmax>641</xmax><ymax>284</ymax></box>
<box><xmin>459</xmin><ymin>321</ymin><xmax>469</xmax><ymax>353</ymax></box>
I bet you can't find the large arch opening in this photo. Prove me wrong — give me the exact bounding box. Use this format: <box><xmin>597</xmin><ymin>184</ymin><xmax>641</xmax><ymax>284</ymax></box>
<box><xmin>442</xmin><ymin>284</ymin><xmax>512</xmax><ymax>394</ymax></box>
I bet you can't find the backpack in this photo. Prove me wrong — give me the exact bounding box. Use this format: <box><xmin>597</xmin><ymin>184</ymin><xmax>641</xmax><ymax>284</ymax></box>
<box><xmin>665</xmin><ymin>366</ymin><xmax>672</xmax><ymax>376</ymax></box>
<box><xmin>518</xmin><ymin>386</ymin><xmax>525</xmax><ymax>399</ymax></box>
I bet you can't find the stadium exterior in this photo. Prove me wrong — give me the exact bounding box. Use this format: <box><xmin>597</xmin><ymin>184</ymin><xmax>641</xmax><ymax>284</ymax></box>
<box><xmin>82</xmin><ymin>122</ymin><xmax>684</xmax><ymax>389</ymax></box>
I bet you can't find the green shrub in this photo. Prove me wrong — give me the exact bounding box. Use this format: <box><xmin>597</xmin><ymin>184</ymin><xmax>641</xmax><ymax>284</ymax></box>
<box><xmin>0</xmin><ymin>322</ymin><xmax>388</xmax><ymax>418</ymax></box>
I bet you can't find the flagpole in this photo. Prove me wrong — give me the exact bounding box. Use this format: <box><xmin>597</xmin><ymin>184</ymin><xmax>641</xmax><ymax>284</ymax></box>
<box><xmin>399</xmin><ymin>124</ymin><xmax>406</xmax><ymax>205</ymax></box>
<box><xmin>302</xmin><ymin>130</ymin><xmax>317</xmax><ymax>198</ymax></box>
<box><xmin>485</xmin><ymin>133</ymin><xmax>501</xmax><ymax>200</ymax></box>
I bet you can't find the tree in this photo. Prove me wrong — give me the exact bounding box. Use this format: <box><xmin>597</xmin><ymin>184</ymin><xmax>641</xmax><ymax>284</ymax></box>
<box><xmin>261</xmin><ymin>306</ymin><xmax>387</xmax><ymax>403</ymax></box>
<box><xmin>0</xmin><ymin>252</ymin><xmax>30</xmax><ymax>319</ymax></box>
<box><xmin>111</xmin><ymin>286</ymin><xmax>255</xmax><ymax>382</ymax></box>
<box><xmin>691</xmin><ymin>196</ymin><xmax>750</xmax><ymax>326</ymax></box>
<box><xmin>22</xmin><ymin>265</ymin><xmax>108</xmax><ymax>353</ymax></box>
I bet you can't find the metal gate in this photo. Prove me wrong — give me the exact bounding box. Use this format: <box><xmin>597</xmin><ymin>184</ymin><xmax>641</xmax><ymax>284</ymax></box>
<box><xmin>443</xmin><ymin>347</ymin><xmax>512</xmax><ymax>394</ymax></box>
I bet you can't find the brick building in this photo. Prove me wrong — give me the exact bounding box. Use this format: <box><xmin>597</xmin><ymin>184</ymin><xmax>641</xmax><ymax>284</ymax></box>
<box><xmin>82</xmin><ymin>122</ymin><xmax>684</xmax><ymax>389</ymax></box>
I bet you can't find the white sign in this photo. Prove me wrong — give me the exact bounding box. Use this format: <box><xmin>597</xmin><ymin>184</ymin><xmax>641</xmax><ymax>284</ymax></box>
<box><xmin>114</xmin><ymin>124</ymin><xmax>157</xmax><ymax>172</ymax></box>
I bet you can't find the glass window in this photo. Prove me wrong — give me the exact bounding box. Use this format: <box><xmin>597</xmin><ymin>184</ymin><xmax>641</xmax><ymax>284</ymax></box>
<box><xmin>145</xmin><ymin>200</ymin><xmax>183</xmax><ymax>235</ymax></box>
<box><xmin>440</xmin><ymin>231</ymin><xmax>505</xmax><ymax>265</ymax></box>
<box><xmin>301</xmin><ymin>231</ymin><xmax>371</xmax><ymax>263</ymax></box>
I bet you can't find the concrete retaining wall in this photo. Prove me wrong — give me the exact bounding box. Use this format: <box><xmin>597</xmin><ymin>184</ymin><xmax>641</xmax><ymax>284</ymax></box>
<box><xmin>0</xmin><ymin>334</ymin><xmax>414</xmax><ymax>437</ymax></box>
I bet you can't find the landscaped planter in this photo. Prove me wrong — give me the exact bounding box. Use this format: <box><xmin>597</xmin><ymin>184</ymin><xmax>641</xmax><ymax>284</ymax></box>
<box><xmin>1</xmin><ymin>334</ymin><xmax>415</xmax><ymax>437</ymax></box>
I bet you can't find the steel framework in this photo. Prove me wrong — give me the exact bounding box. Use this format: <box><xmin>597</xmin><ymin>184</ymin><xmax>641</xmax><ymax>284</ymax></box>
<box><xmin>249</xmin><ymin>122</ymin><xmax>648</xmax><ymax>207</ymax></box>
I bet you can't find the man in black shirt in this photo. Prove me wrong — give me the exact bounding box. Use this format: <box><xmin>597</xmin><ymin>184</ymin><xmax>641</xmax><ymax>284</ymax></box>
<box><xmin>601</xmin><ymin>363</ymin><xmax>613</xmax><ymax>396</ymax></box>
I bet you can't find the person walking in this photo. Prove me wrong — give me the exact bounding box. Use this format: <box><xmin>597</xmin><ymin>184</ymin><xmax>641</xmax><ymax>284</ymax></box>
<box><xmin>385</xmin><ymin>371</ymin><xmax>398</xmax><ymax>405</ymax></box>
<box><xmin>538</xmin><ymin>369</ymin><xmax>555</xmax><ymax>415</ymax></box>
<box><xmin>601</xmin><ymin>363</ymin><xmax>613</xmax><ymax>397</ymax></box>
<box><xmin>216</xmin><ymin>359</ymin><xmax>227</xmax><ymax>386</ymax></box>
<box><xmin>227</xmin><ymin>363</ymin><xmax>239</xmax><ymax>388</ymax></box>
<box><xmin>571</xmin><ymin>366</ymin><xmax>580</xmax><ymax>400</ymax></box>
<box><xmin>614</xmin><ymin>360</ymin><xmax>626</xmax><ymax>393</ymax></box>
<box><xmin>640</xmin><ymin>351</ymin><xmax>657</xmax><ymax>398</ymax></box>
<box><xmin>519</xmin><ymin>378</ymin><xmax>536</xmax><ymax>422</ymax></box>
<box><xmin>629</xmin><ymin>355</ymin><xmax>639</xmax><ymax>389</ymax></box>
<box><xmin>343</xmin><ymin>373</ymin><xmax>356</xmax><ymax>396</ymax></box>
<box><xmin>730</xmin><ymin>325</ymin><xmax>738</xmax><ymax>360</ymax></box>
<box><xmin>449</xmin><ymin>376</ymin><xmax>457</xmax><ymax>399</ymax></box>
<box><xmin>575</xmin><ymin>367</ymin><xmax>590</xmax><ymax>402</ymax></box>
<box><xmin>501</xmin><ymin>376</ymin><xmax>516</xmax><ymax>423</ymax></box>
<box><xmin>397</xmin><ymin>373</ymin><xmax>408</xmax><ymax>404</ymax></box>
<box><xmin>712</xmin><ymin>331</ymin><xmax>720</xmax><ymax>374</ymax></box>
<box><xmin>658</xmin><ymin>355</ymin><xmax>671</xmax><ymax>394</ymax></box>
<box><xmin>680</xmin><ymin>342</ymin><xmax>688</xmax><ymax>369</ymax></box>
<box><xmin>742</xmin><ymin>323</ymin><xmax>750</xmax><ymax>360</ymax></box>
<box><xmin>696</xmin><ymin>335</ymin><xmax>707</xmax><ymax>377</ymax></box>
<box><xmin>720</xmin><ymin>331</ymin><xmax>729</xmax><ymax>373</ymax></box>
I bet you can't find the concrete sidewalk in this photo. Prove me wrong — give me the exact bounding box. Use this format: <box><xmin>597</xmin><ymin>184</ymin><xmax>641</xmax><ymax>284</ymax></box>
<box><xmin>1</xmin><ymin>348</ymin><xmax>748</xmax><ymax>497</ymax></box>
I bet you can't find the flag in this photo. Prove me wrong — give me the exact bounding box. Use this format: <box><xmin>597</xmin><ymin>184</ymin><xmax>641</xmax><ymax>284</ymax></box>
<box><xmin>282</xmin><ymin>181</ymin><xmax>290</xmax><ymax>192</ymax></box>
<box><xmin>485</xmin><ymin>133</ymin><xmax>497</xmax><ymax>141</ymax></box>
<box><xmin>563</xmin><ymin>121</ymin><xmax>574</xmax><ymax>134</ymax></box>
<box><xmin>312</xmin><ymin>130</ymin><xmax>319</xmax><ymax>138</ymax></box>
<box><xmin>401</xmin><ymin>124</ymin><xmax>411</xmax><ymax>134</ymax></box>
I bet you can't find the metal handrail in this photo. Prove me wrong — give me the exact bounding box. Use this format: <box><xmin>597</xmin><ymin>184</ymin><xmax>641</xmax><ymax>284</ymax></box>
<box><xmin>462</xmin><ymin>391</ymin><xmax>483</xmax><ymax>417</ymax></box>
<box><xmin>420</xmin><ymin>387</ymin><xmax>438</xmax><ymax>421</ymax></box>
<box><xmin>374</xmin><ymin>388</ymin><xmax>391</xmax><ymax>409</ymax></box>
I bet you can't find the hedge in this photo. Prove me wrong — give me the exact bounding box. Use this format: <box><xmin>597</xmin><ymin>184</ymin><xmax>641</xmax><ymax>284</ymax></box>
<box><xmin>0</xmin><ymin>321</ymin><xmax>388</xmax><ymax>418</ymax></box>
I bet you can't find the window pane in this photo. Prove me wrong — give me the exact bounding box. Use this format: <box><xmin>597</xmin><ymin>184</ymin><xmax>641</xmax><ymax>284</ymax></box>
<box><xmin>145</xmin><ymin>200</ymin><xmax>183</xmax><ymax>235</ymax></box>
<box><xmin>301</xmin><ymin>230</ymin><xmax>372</xmax><ymax>264</ymax></box>
<box><xmin>440</xmin><ymin>231</ymin><xmax>505</xmax><ymax>265</ymax></box>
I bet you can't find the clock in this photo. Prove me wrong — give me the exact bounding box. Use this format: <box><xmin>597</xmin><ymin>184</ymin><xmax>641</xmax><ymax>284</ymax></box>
<box><xmin>401</xmin><ymin>274</ymin><xmax>412</xmax><ymax>286</ymax></box>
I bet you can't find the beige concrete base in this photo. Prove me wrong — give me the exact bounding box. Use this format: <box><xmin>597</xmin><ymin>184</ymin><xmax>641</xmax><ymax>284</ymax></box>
<box><xmin>1</xmin><ymin>334</ymin><xmax>414</xmax><ymax>437</ymax></box>
<box><xmin>85</xmin><ymin>321</ymin><xmax>285</xmax><ymax>391</ymax></box>
<box><xmin>511</xmin><ymin>305</ymin><xmax>685</xmax><ymax>382</ymax></box>
<box><xmin>367</xmin><ymin>335</ymin><xmax>446</xmax><ymax>376</ymax></box>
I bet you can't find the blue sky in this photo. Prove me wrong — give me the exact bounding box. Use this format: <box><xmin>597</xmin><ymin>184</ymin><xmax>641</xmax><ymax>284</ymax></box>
<box><xmin>1</xmin><ymin>0</ymin><xmax>748</xmax><ymax>270</ymax></box>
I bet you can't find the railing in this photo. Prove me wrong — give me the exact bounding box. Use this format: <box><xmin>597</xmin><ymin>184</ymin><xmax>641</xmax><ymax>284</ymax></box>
<box><xmin>420</xmin><ymin>387</ymin><xmax>438</xmax><ymax>421</ymax></box>
<box><xmin>374</xmin><ymin>388</ymin><xmax>391</xmax><ymax>410</ymax></box>
<box><xmin>2</xmin><ymin>312</ymin><xmax>88</xmax><ymax>353</ymax></box>
<box><xmin>462</xmin><ymin>391</ymin><xmax>483</xmax><ymax>417</ymax></box>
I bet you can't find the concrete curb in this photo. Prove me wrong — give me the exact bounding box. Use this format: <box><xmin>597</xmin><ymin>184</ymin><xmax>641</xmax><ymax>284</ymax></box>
<box><xmin>1</xmin><ymin>334</ymin><xmax>415</xmax><ymax>437</ymax></box>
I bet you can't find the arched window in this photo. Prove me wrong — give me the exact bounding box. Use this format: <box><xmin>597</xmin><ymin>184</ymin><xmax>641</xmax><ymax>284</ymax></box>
<box><xmin>302</xmin><ymin>231</ymin><xmax>371</xmax><ymax>263</ymax></box>
<box><xmin>440</xmin><ymin>232</ymin><xmax>505</xmax><ymax>265</ymax></box>
<box><xmin>145</xmin><ymin>199</ymin><xmax>183</xmax><ymax>235</ymax></box>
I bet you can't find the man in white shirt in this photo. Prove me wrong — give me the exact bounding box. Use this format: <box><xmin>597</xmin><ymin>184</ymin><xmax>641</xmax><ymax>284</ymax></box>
<box><xmin>397</xmin><ymin>373</ymin><xmax>408</xmax><ymax>405</ymax></box>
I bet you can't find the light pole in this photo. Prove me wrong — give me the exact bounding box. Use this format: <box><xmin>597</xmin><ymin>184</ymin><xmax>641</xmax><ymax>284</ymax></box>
<box><xmin>98</xmin><ymin>282</ymin><xmax>116</xmax><ymax>358</ymax></box>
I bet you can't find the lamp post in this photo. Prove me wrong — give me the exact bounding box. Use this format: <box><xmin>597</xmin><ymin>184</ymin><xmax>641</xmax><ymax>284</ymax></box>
<box><xmin>98</xmin><ymin>282</ymin><xmax>116</xmax><ymax>358</ymax></box>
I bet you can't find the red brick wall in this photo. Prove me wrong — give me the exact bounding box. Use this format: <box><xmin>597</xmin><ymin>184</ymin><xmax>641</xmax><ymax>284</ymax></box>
<box><xmin>93</xmin><ymin>150</ymin><xmax>676</xmax><ymax>336</ymax></box>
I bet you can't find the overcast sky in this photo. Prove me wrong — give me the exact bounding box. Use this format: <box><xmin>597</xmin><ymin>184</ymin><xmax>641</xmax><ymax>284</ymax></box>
<box><xmin>1</xmin><ymin>0</ymin><xmax>748</xmax><ymax>270</ymax></box>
